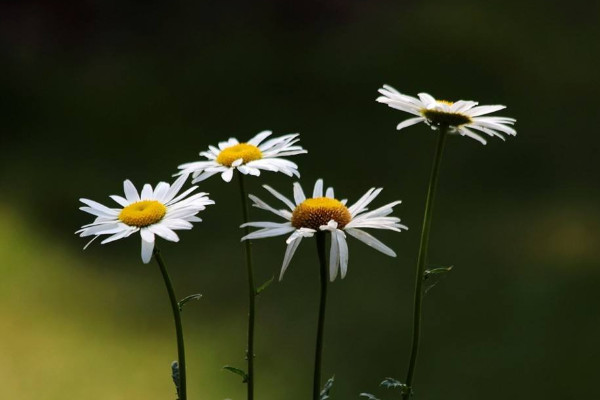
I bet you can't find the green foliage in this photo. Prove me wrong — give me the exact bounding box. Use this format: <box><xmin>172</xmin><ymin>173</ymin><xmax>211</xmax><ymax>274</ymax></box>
<box><xmin>177</xmin><ymin>294</ymin><xmax>202</xmax><ymax>311</ymax></box>
<box><xmin>359</xmin><ymin>393</ymin><xmax>380</xmax><ymax>400</ymax></box>
<box><xmin>424</xmin><ymin>265</ymin><xmax>453</xmax><ymax>294</ymax></box>
<box><xmin>256</xmin><ymin>276</ymin><xmax>275</xmax><ymax>295</ymax></box>
<box><xmin>320</xmin><ymin>376</ymin><xmax>335</xmax><ymax>399</ymax></box>
<box><xmin>360</xmin><ymin>377</ymin><xmax>408</xmax><ymax>399</ymax></box>
<box><xmin>223</xmin><ymin>366</ymin><xmax>248</xmax><ymax>383</ymax></box>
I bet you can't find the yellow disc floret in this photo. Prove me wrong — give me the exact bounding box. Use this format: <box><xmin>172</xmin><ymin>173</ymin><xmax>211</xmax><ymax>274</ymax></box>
<box><xmin>216</xmin><ymin>143</ymin><xmax>263</xmax><ymax>167</ymax></box>
<box><xmin>119</xmin><ymin>200</ymin><xmax>167</xmax><ymax>227</ymax></box>
<box><xmin>291</xmin><ymin>197</ymin><xmax>352</xmax><ymax>230</ymax></box>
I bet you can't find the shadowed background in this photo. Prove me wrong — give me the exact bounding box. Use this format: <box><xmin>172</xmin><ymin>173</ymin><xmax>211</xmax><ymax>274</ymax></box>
<box><xmin>1</xmin><ymin>1</ymin><xmax>599</xmax><ymax>399</ymax></box>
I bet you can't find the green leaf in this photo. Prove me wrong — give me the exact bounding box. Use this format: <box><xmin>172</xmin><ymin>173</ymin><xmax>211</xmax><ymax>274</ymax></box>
<box><xmin>359</xmin><ymin>393</ymin><xmax>380</xmax><ymax>400</ymax></box>
<box><xmin>320</xmin><ymin>375</ymin><xmax>335</xmax><ymax>399</ymax></box>
<box><xmin>178</xmin><ymin>293</ymin><xmax>202</xmax><ymax>311</ymax></box>
<box><xmin>380</xmin><ymin>377</ymin><xmax>404</xmax><ymax>389</ymax></box>
<box><xmin>424</xmin><ymin>265</ymin><xmax>453</xmax><ymax>278</ymax></box>
<box><xmin>223</xmin><ymin>366</ymin><xmax>248</xmax><ymax>383</ymax></box>
<box><xmin>423</xmin><ymin>265</ymin><xmax>453</xmax><ymax>295</ymax></box>
<box><xmin>256</xmin><ymin>276</ymin><xmax>275</xmax><ymax>295</ymax></box>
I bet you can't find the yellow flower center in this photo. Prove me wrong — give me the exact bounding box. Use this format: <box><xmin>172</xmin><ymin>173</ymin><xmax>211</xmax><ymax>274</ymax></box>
<box><xmin>216</xmin><ymin>143</ymin><xmax>263</xmax><ymax>167</ymax></box>
<box><xmin>421</xmin><ymin>108</ymin><xmax>472</xmax><ymax>127</ymax></box>
<box><xmin>291</xmin><ymin>197</ymin><xmax>352</xmax><ymax>230</ymax></box>
<box><xmin>119</xmin><ymin>200</ymin><xmax>167</xmax><ymax>227</ymax></box>
<box><xmin>437</xmin><ymin>100</ymin><xmax>454</xmax><ymax>106</ymax></box>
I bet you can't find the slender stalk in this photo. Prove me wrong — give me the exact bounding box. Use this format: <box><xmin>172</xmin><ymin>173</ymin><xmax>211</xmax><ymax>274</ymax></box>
<box><xmin>238</xmin><ymin>172</ymin><xmax>256</xmax><ymax>400</ymax></box>
<box><xmin>313</xmin><ymin>232</ymin><xmax>328</xmax><ymax>400</ymax></box>
<box><xmin>403</xmin><ymin>127</ymin><xmax>449</xmax><ymax>399</ymax></box>
<box><xmin>154</xmin><ymin>248</ymin><xmax>187</xmax><ymax>400</ymax></box>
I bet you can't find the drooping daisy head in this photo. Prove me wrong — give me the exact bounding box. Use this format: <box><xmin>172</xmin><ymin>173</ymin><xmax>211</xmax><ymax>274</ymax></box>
<box><xmin>241</xmin><ymin>179</ymin><xmax>408</xmax><ymax>281</ymax></box>
<box><xmin>77</xmin><ymin>174</ymin><xmax>214</xmax><ymax>263</ymax></box>
<box><xmin>177</xmin><ymin>130</ymin><xmax>307</xmax><ymax>183</ymax></box>
<box><xmin>376</xmin><ymin>85</ymin><xmax>517</xmax><ymax>145</ymax></box>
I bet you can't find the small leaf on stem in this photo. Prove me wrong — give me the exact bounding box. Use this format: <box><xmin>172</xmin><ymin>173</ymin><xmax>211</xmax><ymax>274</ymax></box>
<box><xmin>223</xmin><ymin>365</ymin><xmax>248</xmax><ymax>383</ymax></box>
<box><xmin>178</xmin><ymin>293</ymin><xmax>202</xmax><ymax>311</ymax></box>
<box><xmin>320</xmin><ymin>375</ymin><xmax>335</xmax><ymax>399</ymax></box>
<box><xmin>359</xmin><ymin>393</ymin><xmax>380</xmax><ymax>400</ymax></box>
<box><xmin>256</xmin><ymin>276</ymin><xmax>275</xmax><ymax>295</ymax></box>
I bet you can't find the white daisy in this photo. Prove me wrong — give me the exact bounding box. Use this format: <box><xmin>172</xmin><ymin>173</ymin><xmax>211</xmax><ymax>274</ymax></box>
<box><xmin>77</xmin><ymin>174</ymin><xmax>214</xmax><ymax>263</ymax></box>
<box><xmin>176</xmin><ymin>130</ymin><xmax>307</xmax><ymax>183</ymax></box>
<box><xmin>241</xmin><ymin>179</ymin><xmax>407</xmax><ymax>281</ymax></box>
<box><xmin>376</xmin><ymin>85</ymin><xmax>517</xmax><ymax>145</ymax></box>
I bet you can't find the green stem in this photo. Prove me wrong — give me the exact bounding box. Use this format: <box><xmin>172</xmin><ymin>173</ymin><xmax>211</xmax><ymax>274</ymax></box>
<box><xmin>238</xmin><ymin>172</ymin><xmax>256</xmax><ymax>400</ymax></box>
<box><xmin>313</xmin><ymin>232</ymin><xmax>328</xmax><ymax>400</ymax></box>
<box><xmin>154</xmin><ymin>248</ymin><xmax>187</xmax><ymax>400</ymax></box>
<box><xmin>403</xmin><ymin>127</ymin><xmax>449</xmax><ymax>399</ymax></box>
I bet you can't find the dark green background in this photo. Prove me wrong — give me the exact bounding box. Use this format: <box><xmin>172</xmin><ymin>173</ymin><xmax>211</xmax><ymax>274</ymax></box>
<box><xmin>1</xmin><ymin>1</ymin><xmax>599</xmax><ymax>399</ymax></box>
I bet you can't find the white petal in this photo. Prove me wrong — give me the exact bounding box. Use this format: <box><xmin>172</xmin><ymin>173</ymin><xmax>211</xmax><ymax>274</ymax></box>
<box><xmin>280</xmin><ymin>235</ymin><xmax>303</xmax><ymax>280</ymax></box>
<box><xmin>221</xmin><ymin>168</ymin><xmax>234</xmax><ymax>182</ymax></box>
<box><xmin>241</xmin><ymin>226</ymin><xmax>296</xmax><ymax>241</ymax></box>
<box><xmin>336</xmin><ymin>231</ymin><xmax>349</xmax><ymax>279</ymax></box>
<box><xmin>397</xmin><ymin>117</ymin><xmax>425</xmax><ymax>130</ymax></box>
<box><xmin>248</xmin><ymin>130</ymin><xmax>272</xmax><ymax>146</ymax></box>
<box><xmin>418</xmin><ymin>93</ymin><xmax>436</xmax><ymax>107</ymax></box>
<box><xmin>140</xmin><ymin>184</ymin><xmax>153</xmax><ymax>200</ymax></box>
<box><xmin>458</xmin><ymin>127</ymin><xmax>487</xmax><ymax>145</ymax></box>
<box><xmin>140</xmin><ymin>231</ymin><xmax>155</xmax><ymax>264</ymax></box>
<box><xmin>153</xmin><ymin>182</ymin><xmax>170</xmax><ymax>201</ymax></box>
<box><xmin>162</xmin><ymin>174</ymin><xmax>189</xmax><ymax>203</ymax></box>
<box><xmin>329</xmin><ymin>231</ymin><xmax>340</xmax><ymax>281</ymax></box>
<box><xmin>148</xmin><ymin>224</ymin><xmax>180</xmax><ymax>242</ymax></box>
<box><xmin>110</xmin><ymin>195</ymin><xmax>129</xmax><ymax>207</ymax></box>
<box><xmin>293</xmin><ymin>182</ymin><xmax>306</xmax><ymax>205</ymax></box>
<box><xmin>262</xmin><ymin>185</ymin><xmax>296</xmax><ymax>210</ymax></box>
<box><xmin>313</xmin><ymin>179</ymin><xmax>324</xmax><ymax>198</ymax></box>
<box><xmin>123</xmin><ymin>180</ymin><xmax>140</xmax><ymax>203</ymax></box>
<box><xmin>345</xmin><ymin>228</ymin><xmax>396</xmax><ymax>257</ymax></box>
<box><xmin>466</xmin><ymin>105</ymin><xmax>506</xmax><ymax>117</ymax></box>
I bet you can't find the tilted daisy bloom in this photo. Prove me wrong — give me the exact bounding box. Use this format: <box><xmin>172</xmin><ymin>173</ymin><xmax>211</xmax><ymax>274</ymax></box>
<box><xmin>77</xmin><ymin>174</ymin><xmax>214</xmax><ymax>263</ymax></box>
<box><xmin>176</xmin><ymin>130</ymin><xmax>307</xmax><ymax>183</ymax></box>
<box><xmin>241</xmin><ymin>179</ymin><xmax>408</xmax><ymax>281</ymax></box>
<box><xmin>376</xmin><ymin>85</ymin><xmax>517</xmax><ymax>145</ymax></box>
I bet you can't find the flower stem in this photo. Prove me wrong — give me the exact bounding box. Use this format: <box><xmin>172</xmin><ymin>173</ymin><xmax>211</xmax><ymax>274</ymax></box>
<box><xmin>403</xmin><ymin>127</ymin><xmax>449</xmax><ymax>399</ymax></box>
<box><xmin>154</xmin><ymin>248</ymin><xmax>187</xmax><ymax>400</ymax></box>
<box><xmin>237</xmin><ymin>172</ymin><xmax>256</xmax><ymax>400</ymax></box>
<box><xmin>313</xmin><ymin>232</ymin><xmax>328</xmax><ymax>400</ymax></box>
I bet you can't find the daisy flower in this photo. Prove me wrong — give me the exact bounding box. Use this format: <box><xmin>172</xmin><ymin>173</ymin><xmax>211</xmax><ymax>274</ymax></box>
<box><xmin>376</xmin><ymin>85</ymin><xmax>517</xmax><ymax>145</ymax></box>
<box><xmin>176</xmin><ymin>130</ymin><xmax>307</xmax><ymax>183</ymax></box>
<box><xmin>241</xmin><ymin>179</ymin><xmax>407</xmax><ymax>281</ymax></box>
<box><xmin>77</xmin><ymin>174</ymin><xmax>214</xmax><ymax>263</ymax></box>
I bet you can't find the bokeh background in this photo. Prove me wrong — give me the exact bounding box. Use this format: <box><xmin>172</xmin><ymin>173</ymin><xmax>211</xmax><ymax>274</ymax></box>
<box><xmin>1</xmin><ymin>1</ymin><xmax>599</xmax><ymax>399</ymax></box>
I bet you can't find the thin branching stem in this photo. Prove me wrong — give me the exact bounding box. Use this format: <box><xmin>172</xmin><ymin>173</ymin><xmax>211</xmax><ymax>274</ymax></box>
<box><xmin>403</xmin><ymin>127</ymin><xmax>449</xmax><ymax>399</ymax></box>
<box><xmin>313</xmin><ymin>232</ymin><xmax>328</xmax><ymax>400</ymax></box>
<box><xmin>154</xmin><ymin>248</ymin><xmax>187</xmax><ymax>400</ymax></box>
<box><xmin>238</xmin><ymin>172</ymin><xmax>256</xmax><ymax>400</ymax></box>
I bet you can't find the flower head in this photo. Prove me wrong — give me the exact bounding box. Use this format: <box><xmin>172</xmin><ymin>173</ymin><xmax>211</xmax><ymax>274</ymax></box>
<box><xmin>177</xmin><ymin>130</ymin><xmax>307</xmax><ymax>183</ymax></box>
<box><xmin>77</xmin><ymin>174</ymin><xmax>214</xmax><ymax>263</ymax></box>
<box><xmin>376</xmin><ymin>85</ymin><xmax>517</xmax><ymax>145</ymax></box>
<box><xmin>241</xmin><ymin>179</ymin><xmax>407</xmax><ymax>281</ymax></box>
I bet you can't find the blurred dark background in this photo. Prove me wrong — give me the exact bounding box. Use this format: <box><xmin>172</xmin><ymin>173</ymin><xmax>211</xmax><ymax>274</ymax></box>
<box><xmin>1</xmin><ymin>1</ymin><xmax>599</xmax><ymax>399</ymax></box>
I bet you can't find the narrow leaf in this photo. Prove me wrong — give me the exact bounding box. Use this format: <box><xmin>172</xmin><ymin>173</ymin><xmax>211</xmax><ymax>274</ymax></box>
<box><xmin>178</xmin><ymin>293</ymin><xmax>202</xmax><ymax>311</ymax></box>
<box><xmin>320</xmin><ymin>375</ymin><xmax>335</xmax><ymax>399</ymax></box>
<box><xmin>424</xmin><ymin>265</ymin><xmax>453</xmax><ymax>278</ymax></box>
<box><xmin>256</xmin><ymin>276</ymin><xmax>275</xmax><ymax>295</ymax></box>
<box><xmin>380</xmin><ymin>377</ymin><xmax>404</xmax><ymax>389</ymax></box>
<box><xmin>223</xmin><ymin>365</ymin><xmax>248</xmax><ymax>383</ymax></box>
<box><xmin>359</xmin><ymin>393</ymin><xmax>380</xmax><ymax>400</ymax></box>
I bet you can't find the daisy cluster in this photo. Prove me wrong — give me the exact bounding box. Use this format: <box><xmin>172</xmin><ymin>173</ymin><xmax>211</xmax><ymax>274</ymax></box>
<box><xmin>78</xmin><ymin>88</ymin><xmax>515</xmax><ymax>277</ymax></box>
